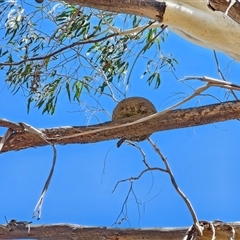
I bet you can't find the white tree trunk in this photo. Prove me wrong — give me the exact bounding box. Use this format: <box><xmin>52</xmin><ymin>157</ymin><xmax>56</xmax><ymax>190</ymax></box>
<box><xmin>62</xmin><ymin>0</ymin><xmax>240</xmax><ymax>61</ymax></box>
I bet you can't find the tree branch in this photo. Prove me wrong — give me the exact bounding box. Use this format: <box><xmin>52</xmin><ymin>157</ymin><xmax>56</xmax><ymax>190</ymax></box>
<box><xmin>66</xmin><ymin>0</ymin><xmax>240</xmax><ymax>27</ymax></box>
<box><xmin>64</xmin><ymin>0</ymin><xmax>166</xmax><ymax>22</ymax></box>
<box><xmin>0</xmin><ymin>223</ymin><xmax>185</xmax><ymax>240</ymax></box>
<box><xmin>60</xmin><ymin>0</ymin><xmax>240</xmax><ymax>61</ymax></box>
<box><xmin>0</xmin><ymin>222</ymin><xmax>239</xmax><ymax>240</ymax></box>
<box><xmin>1</xmin><ymin>100</ymin><xmax>240</xmax><ymax>153</ymax></box>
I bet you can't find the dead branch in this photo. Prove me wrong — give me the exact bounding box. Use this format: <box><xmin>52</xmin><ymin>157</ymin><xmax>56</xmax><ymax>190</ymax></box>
<box><xmin>148</xmin><ymin>138</ymin><xmax>202</xmax><ymax>236</ymax></box>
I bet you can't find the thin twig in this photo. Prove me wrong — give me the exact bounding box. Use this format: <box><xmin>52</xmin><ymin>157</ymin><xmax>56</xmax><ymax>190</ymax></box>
<box><xmin>32</xmin><ymin>144</ymin><xmax>56</xmax><ymax>220</ymax></box>
<box><xmin>0</xmin><ymin>124</ymin><xmax>57</xmax><ymax>221</ymax></box>
<box><xmin>19</xmin><ymin>122</ymin><xmax>57</xmax><ymax>220</ymax></box>
<box><xmin>112</xmin><ymin>167</ymin><xmax>167</xmax><ymax>193</ymax></box>
<box><xmin>213</xmin><ymin>51</ymin><xmax>226</xmax><ymax>81</ymax></box>
<box><xmin>213</xmin><ymin>50</ymin><xmax>239</xmax><ymax>101</ymax></box>
<box><xmin>112</xmin><ymin>181</ymin><xmax>133</xmax><ymax>226</ymax></box>
<box><xmin>125</xmin><ymin>141</ymin><xmax>157</xmax><ymax>195</ymax></box>
<box><xmin>126</xmin><ymin>24</ymin><xmax>167</xmax><ymax>86</ymax></box>
<box><xmin>147</xmin><ymin>138</ymin><xmax>203</xmax><ymax>235</ymax></box>
<box><xmin>183</xmin><ymin>76</ymin><xmax>240</xmax><ymax>93</ymax></box>
<box><xmin>125</xmin><ymin>141</ymin><xmax>150</xmax><ymax>168</ymax></box>
<box><xmin>48</xmin><ymin>7</ymin><xmax>82</xmax><ymax>44</ymax></box>
<box><xmin>111</xmin><ymin>141</ymin><xmax>167</xmax><ymax>226</ymax></box>
<box><xmin>0</xmin><ymin>33</ymin><xmax>120</xmax><ymax>67</ymax></box>
<box><xmin>101</xmin><ymin>145</ymin><xmax>115</xmax><ymax>184</ymax></box>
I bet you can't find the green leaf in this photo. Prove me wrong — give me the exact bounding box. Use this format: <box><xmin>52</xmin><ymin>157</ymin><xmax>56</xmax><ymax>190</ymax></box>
<box><xmin>147</xmin><ymin>72</ymin><xmax>161</xmax><ymax>89</ymax></box>
<box><xmin>73</xmin><ymin>81</ymin><xmax>83</xmax><ymax>101</ymax></box>
<box><xmin>66</xmin><ymin>81</ymin><xmax>71</xmax><ymax>102</ymax></box>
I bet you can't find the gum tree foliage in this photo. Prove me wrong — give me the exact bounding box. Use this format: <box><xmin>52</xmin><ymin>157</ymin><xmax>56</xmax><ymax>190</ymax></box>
<box><xmin>0</xmin><ymin>0</ymin><xmax>177</xmax><ymax>114</ymax></box>
<box><xmin>1</xmin><ymin>1</ymin><xmax>240</xmax><ymax>239</ymax></box>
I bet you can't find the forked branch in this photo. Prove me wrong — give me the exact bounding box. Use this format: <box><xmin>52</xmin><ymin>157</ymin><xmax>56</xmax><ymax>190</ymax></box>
<box><xmin>148</xmin><ymin>138</ymin><xmax>203</xmax><ymax>237</ymax></box>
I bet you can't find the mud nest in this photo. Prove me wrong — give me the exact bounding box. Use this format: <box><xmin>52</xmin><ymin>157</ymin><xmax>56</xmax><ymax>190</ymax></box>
<box><xmin>112</xmin><ymin>97</ymin><xmax>157</xmax><ymax>142</ymax></box>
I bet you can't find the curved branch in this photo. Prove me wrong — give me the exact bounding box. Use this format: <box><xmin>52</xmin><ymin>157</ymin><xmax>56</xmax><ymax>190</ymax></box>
<box><xmin>1</xmin><ymin>100</ymin><xmax>240</xmax><ymax>153</ymax></box>
<box><xmin>148</xmin><ymin>139</ymin><xmax>201</xmax><ymax>234</ymax></box>
<box><xmin>0</xmin><ymin>33</ymin><xmax>120</xmax><ymax>67</ymax></box>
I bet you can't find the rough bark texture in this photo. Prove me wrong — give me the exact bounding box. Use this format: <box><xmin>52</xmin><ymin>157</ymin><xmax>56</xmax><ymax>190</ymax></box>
<box><xmin>1</xmin><ymin>100</ymin><xmax>240</xmax><ymax>153</ymax></box>
<box><xmin>0</xmin><ymin>222</ymin><xmax>239</xmax><ymax>240</ymax></box>
<box><xmin>65</xmin><ymin>0</ymin><xmax>166</xmax><ymax>21</ymax></box>
<box><xmin>208</xmin><ymin>0</ymin><xmax>240</xmax><ymax>24</ymax></box>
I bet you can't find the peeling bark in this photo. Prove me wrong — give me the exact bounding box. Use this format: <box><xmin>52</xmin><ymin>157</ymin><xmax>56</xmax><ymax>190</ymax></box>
<box><xmin>208</xmin><ymin>0</ymin><xmax>240</xmax><ymax>24</ymax></box>
<box><xmin>59</xmin><ymin>0</ymin><xmax>240</xmax><ymax>61</ymax></box>
<box><xmin>64</xmin><ymin>0</ymin><xmax>240</xmax><ymax>30</ymax></box>
<box><xmin>1</xmin><ymin>100</ymin><xmax>240</xmax><ymax>153</ymax></box>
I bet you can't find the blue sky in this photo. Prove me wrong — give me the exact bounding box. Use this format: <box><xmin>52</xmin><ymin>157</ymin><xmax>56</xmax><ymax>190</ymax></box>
<box><xmin>0</xmin><ymin>1</ymin><xmax>240</xmax><ymax>230</ymax></box>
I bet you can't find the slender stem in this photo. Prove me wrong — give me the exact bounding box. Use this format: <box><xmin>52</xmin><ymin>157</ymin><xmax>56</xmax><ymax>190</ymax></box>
<box><xmin>148</xmin><ymin>138</ymin><xmax>199</xmax><ymax>225</ymax></box>
<box><xmin>18</xmin><ymin>122</ymin><xmax>57</xmax><ymax>220</ymax></box>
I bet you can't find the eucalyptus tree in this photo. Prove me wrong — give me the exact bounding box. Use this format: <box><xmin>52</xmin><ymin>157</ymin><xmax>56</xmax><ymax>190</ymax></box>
<box><xmin>1</xmin><ymin>0</ymin><xmax>240</xmax><ymax>239</ymax></box>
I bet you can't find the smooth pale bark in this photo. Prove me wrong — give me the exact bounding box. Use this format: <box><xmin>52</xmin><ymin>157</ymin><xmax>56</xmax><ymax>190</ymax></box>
<box><xmin>64</xmin><ymin>0</ymin><xmax>240</xmax><ymax>23</ymax></box>
<box><xmin>62</xmin><ymin>0</ymin><xmax>240</xmax><ymax>61</ymax></box>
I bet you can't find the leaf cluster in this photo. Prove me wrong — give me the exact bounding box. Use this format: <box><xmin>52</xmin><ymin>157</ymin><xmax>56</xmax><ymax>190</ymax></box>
<box><xmin>0</xmin><ymin>0</ymin><xmax>177</xmax><ymax>114</ymax></box>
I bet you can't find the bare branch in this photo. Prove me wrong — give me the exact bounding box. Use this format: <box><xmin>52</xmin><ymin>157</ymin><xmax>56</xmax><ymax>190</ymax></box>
<box><xmin>32</xmin><ymin>144</ymin><xmax>56</xmax><ymax>220</ymax></box>
<box><xmin>147</xmin><ymin>138</ymin><xmax>201</xmax><ymax>235</ymax></box>
<box><xmin>182</xmin><ymin>76</ymin><xmax>240</xmax><ymax>92</ymax></box>
<box><xmin>1</xmin><ymin>100</ymin><xmax>240</xmax><ymax>153</ymax></box>
<box><xmin>112</xmin><ymin>181</ymin><xmax>133</xmax><ymax>226</ymax></box>
<box><xmin>213</xmin><ymin>52</ymin><xmax>239</xmax><ymax>101</ymax></box>
<box><xmin>125</xmin><ymin>141</ymin><xmax>151</xmax><ymax>168</ymax></box>
<box><xmin>0</xmin><ymin>222</ymin><xmax>240</xmax><ymax>240</ymax></box>
<box><xmin>7</xmin><ymin>122</ymin><xmax>58</xmax><ymax>220</ymax></box>
<box><xmin>112</xmin><ymin>166</ymin><xmax>167</xmax><ymax>194</ymax></box>
<box><xmin>111</xmin><ymin>141</ymin><xmax>167</xmax><ymax>225</ymax></box>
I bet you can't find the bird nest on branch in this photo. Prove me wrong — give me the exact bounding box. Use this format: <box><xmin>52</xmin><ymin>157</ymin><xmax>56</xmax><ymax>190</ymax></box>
<box><xmin>112</xmin><ymin>97</ymin><xmax>157</xmax><ymax>142</ymax></box>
